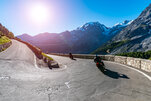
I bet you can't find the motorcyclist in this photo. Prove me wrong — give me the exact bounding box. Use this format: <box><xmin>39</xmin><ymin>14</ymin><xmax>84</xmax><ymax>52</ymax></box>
<box><xmin>69</xmin><ymin>53</ymin><xmax>73</xmax><ymax>59</ymax></box>
<box><xmin>94</xmin><ymin>54</ymin><xmax>104</xmax><ymax>66</ymax></box>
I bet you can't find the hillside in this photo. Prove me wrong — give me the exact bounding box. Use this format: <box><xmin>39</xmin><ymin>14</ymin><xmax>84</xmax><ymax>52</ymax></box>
<box><xmin>0</xmin><ymin>23</ymin><xmax>14</xmax><ymax>45</ymax></box>
<box><xmin>0</xmin><ymin>36</ymin><xmax>11</xmax><ymax>45</ymax></box>
<box><xmin>0</xmin><ymin>23</ymin><xmax>14</xmax><ymax>39</ymax></box>
<box><xmin>0</xmin><ymin>23</ymin><xmax>14</xmax><ymax>52</ymax></box>
<box><xmin>93</xmin><ymin>4</ymin><xmax>151</xmax><ymax>55</ymax></box>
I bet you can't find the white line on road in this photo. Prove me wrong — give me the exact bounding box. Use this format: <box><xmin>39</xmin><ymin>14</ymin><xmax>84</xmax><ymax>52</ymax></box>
<box><xmin>52</xmin><ymin>65</ymin><xmax>67</xmax><ymax>72</ymax></box>
<box><xmin>109</xmin><ymin>61</ymin><xmax>151</xmax><ymax>81</ymax></box>
<box><xmin>0</xmin><ymin>76</ymin><xmax>10</xmax><ymax>80</ymax></box>
<box><xmin>65</xmin><ymin>81</ymin><xmax>70</xmax><ymax>89</ymax></box>
<box><xmin>34</xmin><ymin>55</ymin><xmax>39</xmax><ymax>69</ymax></box>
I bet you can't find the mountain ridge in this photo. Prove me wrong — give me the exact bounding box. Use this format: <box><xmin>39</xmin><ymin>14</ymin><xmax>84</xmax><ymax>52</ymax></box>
<box><xmin>93</xmin><ymin>4</ymin><xmax>151</xmax><ymax>54</ymax></box>
<box><xmin>17</xmin><ymin>20</ymin><xmax>132</xmax><ymax>54</ymax></box>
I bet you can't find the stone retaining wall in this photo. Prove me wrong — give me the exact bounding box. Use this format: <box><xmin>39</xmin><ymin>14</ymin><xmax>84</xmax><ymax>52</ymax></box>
<box><xmin>50</xmin><ymin>53</ymin><xmax>151</xmax><ymax>73</ymax></box>
<box><xmin>0</xmin><ymin>42</ymin><xmax>12</xmax><ymax>52</ymax></box>
<box><xmin>104</xmin><ymin>55</ymin><xmax>115</xmax><ymax>61</ymax></box>
<box><xmin>127</xmin><ymin>57</ymin><xmax>141</xmax><ymax>69</ymax></box>
<box><xmin>141</xmin><ymin>59</ymin><xmax>151</xmax><ymax>72</ymax></box>
<box><xmin>114</xmin><ymin>56</ymin><xmax>127</xmax><ymax>65</ymax></box>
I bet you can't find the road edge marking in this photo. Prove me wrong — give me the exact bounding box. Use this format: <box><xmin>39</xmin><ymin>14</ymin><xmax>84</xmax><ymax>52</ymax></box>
<box><xmin>52</xmin><ymin>65</ymin><xmax>67</xmax><ymax>72</ymax></box>
<box><xmin>107</xmin><ymin>61</ymin><xmax>151</xmax><ymax>81</ymax></box>
<box><xmin>65</xmin><ymin>81</ymin><xmax>70</xmax><ymax>89</ymax></box>
<box><xmin>34</xmin><ymin>55</ymin><xmax>39</xmax><ymax>69</ymax></box>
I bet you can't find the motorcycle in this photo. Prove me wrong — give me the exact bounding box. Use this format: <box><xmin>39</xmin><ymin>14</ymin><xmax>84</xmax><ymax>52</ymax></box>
<box><xmin>96</xmin><ymin>62</ymin><xmax>105</xmax><ymax>72</ymax></box>
<box><xmin>69</xmin><ymin>53</ymin><xmax>74</xmax><ymax>60</ymax></box>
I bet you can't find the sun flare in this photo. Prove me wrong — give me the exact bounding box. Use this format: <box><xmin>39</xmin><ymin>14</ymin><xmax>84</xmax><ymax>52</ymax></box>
<box><xmin>28</xmin><ymin>3</ymin><xmax>50</xmax><ymax>24</ymax></box>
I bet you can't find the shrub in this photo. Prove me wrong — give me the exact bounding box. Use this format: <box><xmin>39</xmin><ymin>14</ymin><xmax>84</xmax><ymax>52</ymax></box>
<box><xmin>116</xmin><ymin>50</ymin><xmax>151</xmax><ymax>59</ymax></box>
<box><xmin>0</xmin><ymin>36</ymin><xmax>11</xmax><ymax>45</ymax></box>
<box><xmin>42</xmin><ymin>52</ymin><xmax>54</xmax><ymax>61</ymax></box>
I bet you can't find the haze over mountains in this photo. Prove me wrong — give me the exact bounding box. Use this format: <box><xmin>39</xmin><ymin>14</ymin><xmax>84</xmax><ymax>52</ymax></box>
<box><xmin>17</xmin><ymin>20</ymin><xmax>132</xmax><ymax>54</ymax></box>
<box><xmin>18</xmin><ymin>4</ymin><xmax>151</xmax><ymax>54</ymax></box>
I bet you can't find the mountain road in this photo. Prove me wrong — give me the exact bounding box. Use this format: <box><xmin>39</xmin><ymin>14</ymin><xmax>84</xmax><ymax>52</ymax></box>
<box><xmin>0</xmin><ymin>40</ymin><xmax>151</xmax><ymax>101</ymax></box>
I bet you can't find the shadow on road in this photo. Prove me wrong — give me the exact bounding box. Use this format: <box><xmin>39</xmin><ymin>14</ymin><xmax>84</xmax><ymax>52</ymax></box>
<box><xmin>70</xmin><ymin>58</ymin><xmax>77</xmax><ymax>61</ymax></box>
<box><xmin>99</xmin><ymin>68</ymin><xmax>130</xmax><ymax>79</ymax></box>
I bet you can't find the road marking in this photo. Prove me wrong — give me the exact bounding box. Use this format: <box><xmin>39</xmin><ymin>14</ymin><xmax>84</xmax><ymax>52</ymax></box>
<box><xmin>64</xmin><ymin>65</ymin><xmax>67</xmax><ymax>69</ymax></box>
<box><xmin>109</xmin><ymin>61</ymin><xmax>151</xmax><ymax>81</ymax></box>
<box><xmin>52</xmin><ymin>65</ymin><xmax>67</xmax><ymax>72</ymax></box>
<box><xmin>0</xmin><ymin>76</ymin><xmax>10</xmax><ymax>80</ymax></box>
<box><xmin>65</xmin><ymin>81</ymin><xmax>70</xmax><ymax>89</ymax></box>
<box><xmin>34</xmin><ymin>55</ymin><xmax>39</xmax><ymax>69</ymax></box>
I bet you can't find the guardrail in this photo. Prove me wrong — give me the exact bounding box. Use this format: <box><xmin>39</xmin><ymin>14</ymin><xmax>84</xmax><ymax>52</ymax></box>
<box><xmin>50</xmin><ymin>53</ymin><xmax>151</xmax><ymax>73</ymax></box>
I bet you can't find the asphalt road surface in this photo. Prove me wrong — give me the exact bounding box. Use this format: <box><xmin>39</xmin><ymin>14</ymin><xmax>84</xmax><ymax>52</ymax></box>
<box><xmin>0</xmin><ymin>40</ymin><xmax>151</xmax><ymax>101</ymax></box>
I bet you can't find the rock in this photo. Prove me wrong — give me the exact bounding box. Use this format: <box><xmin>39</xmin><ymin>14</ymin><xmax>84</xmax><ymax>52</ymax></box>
<box><xmin>48</xmin><ymin>60</ymin><xmax>59</xmax><ymax>69</ymax></box>
<box><xmin>43</xmin><ymin>57</ymin><xmax>47</xmax><ymax>63</ymax></box>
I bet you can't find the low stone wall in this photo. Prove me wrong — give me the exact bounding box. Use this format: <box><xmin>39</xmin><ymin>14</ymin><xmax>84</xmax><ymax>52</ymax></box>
<box><xmin>127</xmin><ymin>57</ymin><xmax>141</xmax><ymax>68</ymax></box>
<box><xmin>0</xmin><ymin>42</ymin><xmax>12</xmax><ymax>52</ymax></box>
<box><xmin>50</xmin><ymin>53</ymin><xmax>151</xmax><ymax>73</ymax></box>
<box><xmin>114</xmin><ymin>56</ymin><xmax>127</xmax><ymax>65</ymax></box>
<box><xmin>74</xmin><ymin>54</ymin><xmax>95</xmax><ymax>59</ymax></box>
<box><xmin>104</xmin><ymin>55</ymin><xmax>115</xmax><ymax>61</ymax></box>
<box><xmin>141</xmin><ymin>59</ymin><xmax>151</xmax><ymax>72</ymax></box>
<box><xmin>50</xmin><ymin>53</ymin><xmax>95</xmax><ymax>59</ymax></box>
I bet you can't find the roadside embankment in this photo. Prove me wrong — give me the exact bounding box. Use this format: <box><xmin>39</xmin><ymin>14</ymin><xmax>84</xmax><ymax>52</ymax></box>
<box><xmin>0</xmin><ymin>42</ymin><xmax>12</xmax><ymax>52</ymax></box>
<box><xmin>0</xmin><ymin>36</ymin><xmax>12</xmax><ymax>52</ymax></box>
<box><xmin>50</xmin><ymin>53</ymin><xmax>151</xmax><ymax>72</ymax></box>
<box><xmin>14</xmin><ymin>38</ymin><xmax>43</xmax><ymax>59</ymax></box>
<box><xmin>14</xmin><ymin>38</ymin><xmax>59</xmax><ymax>69</ymax></box>
<box><xmin>42</xmin><ymin>53</ymin><xmax>59</xmax><ymax>69</ymax></box>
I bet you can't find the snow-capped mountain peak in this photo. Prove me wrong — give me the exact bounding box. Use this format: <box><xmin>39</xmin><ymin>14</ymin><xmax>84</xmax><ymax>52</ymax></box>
<box><xmin>77</xmin><ymin>22</ymin><xmax>109</xmax><ymax>32</ymax></box>
<box><xmin>114</xmin><ymin>20</ymin><xmax>133</xmax><ymax>27</ymax></box>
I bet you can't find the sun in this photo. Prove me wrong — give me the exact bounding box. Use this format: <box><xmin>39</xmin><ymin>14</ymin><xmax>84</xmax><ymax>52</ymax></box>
<box><xmin>28</xmin><ymin>3</ymin><xmax>50</xmax><ymax>24</ymax></box>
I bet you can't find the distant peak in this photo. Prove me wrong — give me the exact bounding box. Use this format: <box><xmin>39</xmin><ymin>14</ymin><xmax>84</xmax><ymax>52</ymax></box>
<box><xmin>114</xmin><ymin>20</ymin><xmax>133</xmax><ymax>27</ymax></box>
<box><xmin>123</xmin><ymin>20</ymin><xmax>131</xmax><ymax>24</ymax></box>
<box><xmin>20</xmin><ymin>33</ymin><xmax>32</xmax><ymax>37</ymax></box>
<box><xmin>22</xmin><ymin>33</ymin><xmax>29</xmax><ymax>35</ymax></box>
<box><xmin>86</xmin><ymin>21</ymin><xmax>100</xmax><ymax>25</ymax></box>
<box><xmin>147</xmin><ymin>3</ymin><xmax>151</xmax><ymax>9</ymax></box>
<box><xmin>80</xmin><ymin>21</ymin><xmax>107</xmax><ymax>29</ymax></box>
<box><xmin>83</xmin><ymin>21</ymin><xmax>103</xmax><ymax>27</ymax></box>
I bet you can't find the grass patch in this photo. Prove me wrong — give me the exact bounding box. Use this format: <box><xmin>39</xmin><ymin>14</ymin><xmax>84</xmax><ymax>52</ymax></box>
<box><xmin>2</xmin><ymin>48</ymin><xmax>7</xmax><ymax>51</ymax></box>
<box><xmin>0</xmin><ymin>36</ymin><xmax>11</xmax><ymax>45</ymax></box>
<box><xmin>42</xmin><ymin>52</ymin><xmax>54</xmax><ymax>61</ymax></box>
<box><xmin>0</xmin><ymin>48</ymin><xmax>7</xmax><ymax>52</ymax></box>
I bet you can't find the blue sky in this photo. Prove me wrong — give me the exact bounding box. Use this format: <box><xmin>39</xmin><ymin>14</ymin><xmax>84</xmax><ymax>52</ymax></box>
<box><xmin>0</xmin><ymin>0</ymin><xmax>151</xmax><ymax>36</ymax></box>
